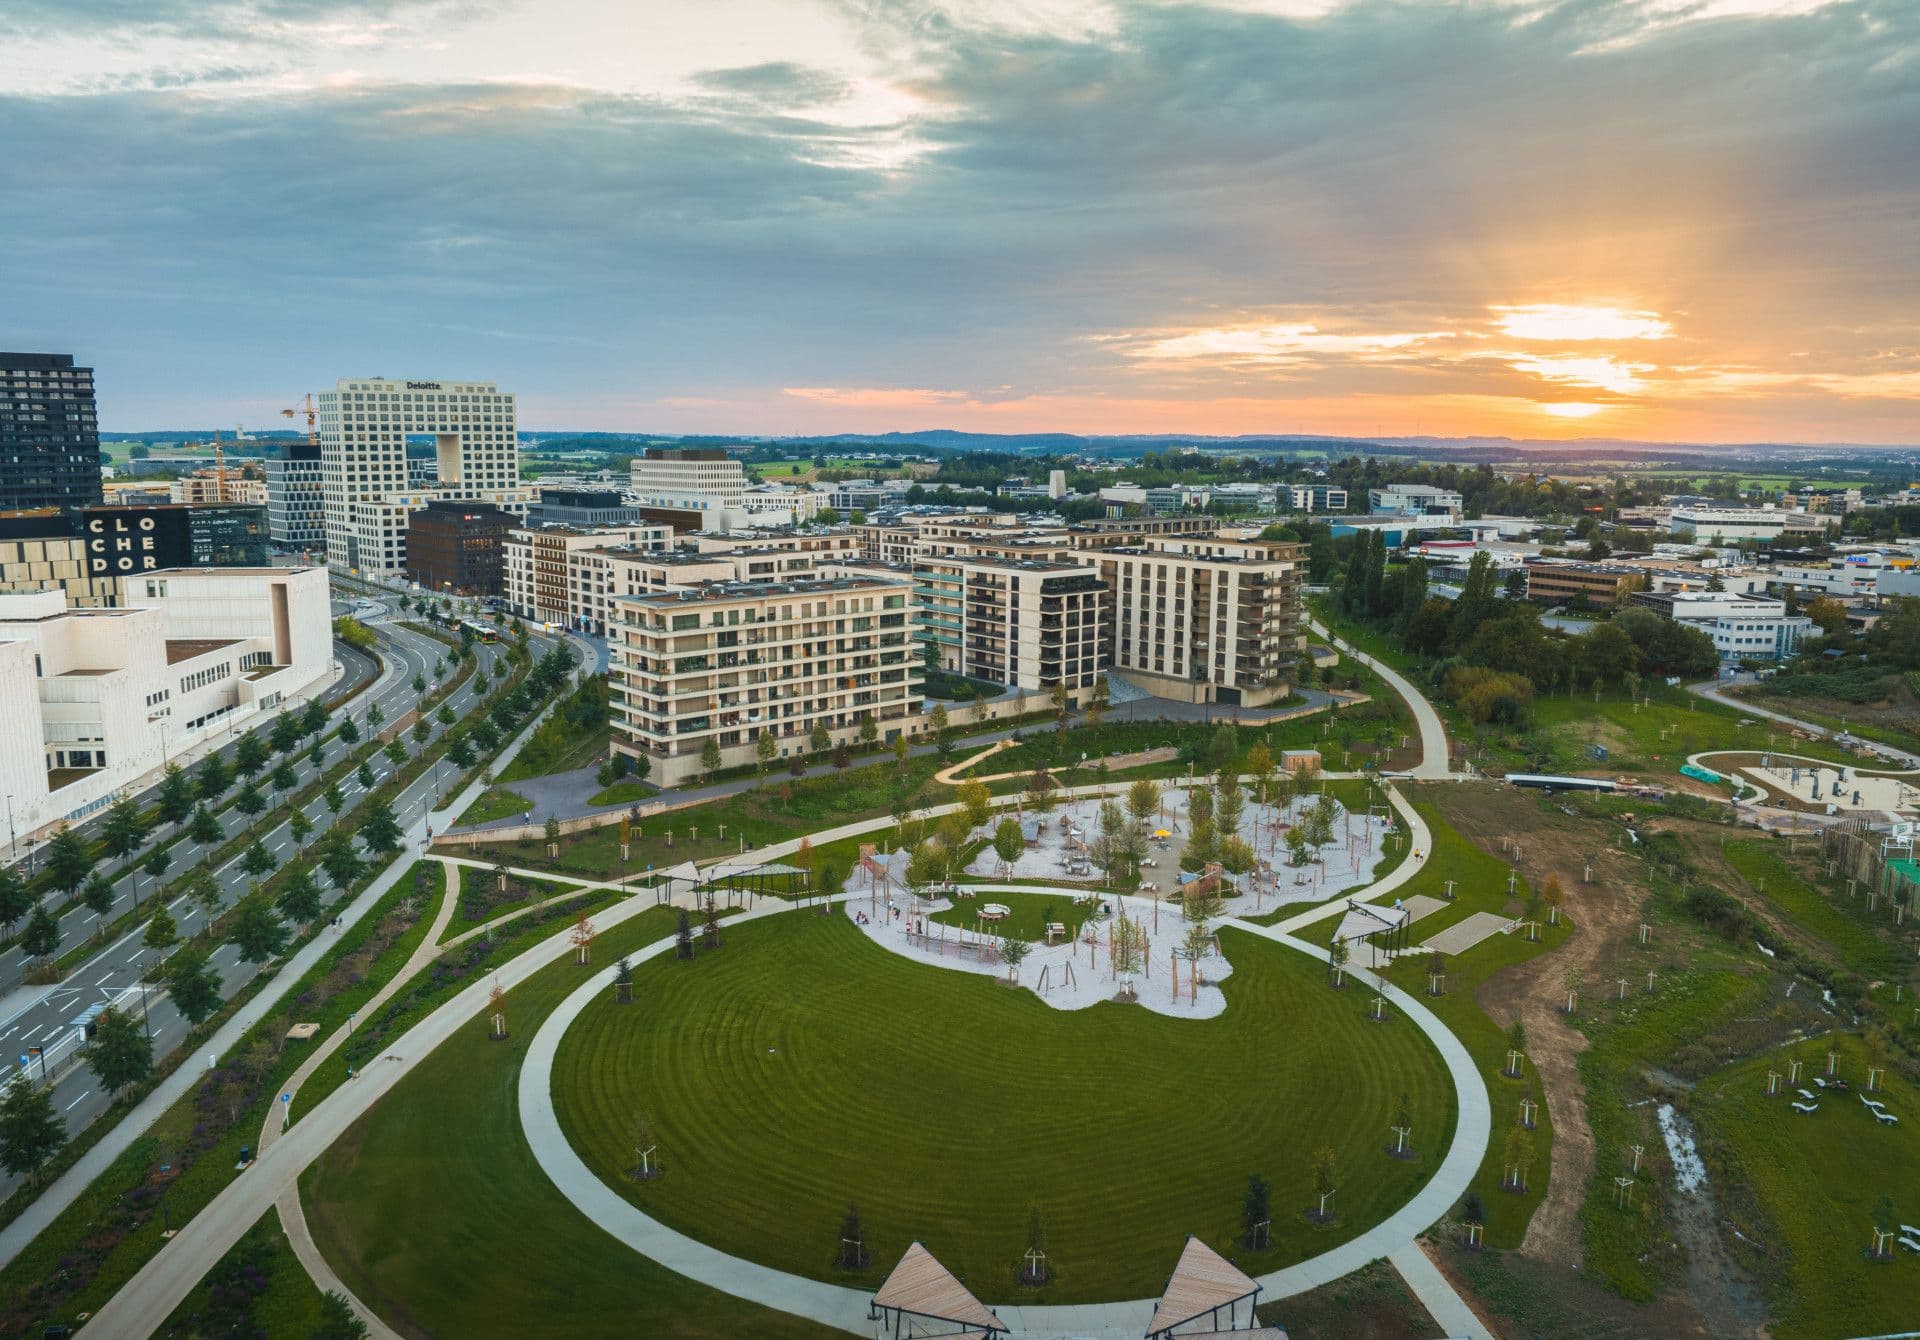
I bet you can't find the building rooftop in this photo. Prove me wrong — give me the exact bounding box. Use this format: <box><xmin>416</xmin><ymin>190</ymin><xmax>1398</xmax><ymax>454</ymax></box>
<box><xmin>166</xmin><ymin>638</ymin><xmax>239</xmax><ymax>664</ymax></box>
<box><xmin>615</xmin><ymin>574</ymin><xmax>908</xmax><ymax>607</ymax></box>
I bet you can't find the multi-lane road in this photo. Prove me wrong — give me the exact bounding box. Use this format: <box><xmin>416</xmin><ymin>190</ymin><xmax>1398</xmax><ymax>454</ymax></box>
<box><xmin>0</xmin><ymin>592</ymin><xmax>558</xmax><ymax>1196</ymax></box>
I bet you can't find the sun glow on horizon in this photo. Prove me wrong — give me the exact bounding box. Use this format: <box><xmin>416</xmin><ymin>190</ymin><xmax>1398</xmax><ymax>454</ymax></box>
<box><xmin>1538</xmin><ymin>401</ymin><xmax>1610</xmax><ymax>418</ymax></box>
<box><xmin>1492</xmin><ymin>304</ymin><xmax>1674</xmax><ymax>342</ymax></box>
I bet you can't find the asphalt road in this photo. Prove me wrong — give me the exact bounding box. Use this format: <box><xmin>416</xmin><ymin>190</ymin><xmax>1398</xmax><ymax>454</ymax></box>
<box><xmin>0</xmin><ymin>599</ymin><xmax>560</xmax><ymax>1196</ymax></box>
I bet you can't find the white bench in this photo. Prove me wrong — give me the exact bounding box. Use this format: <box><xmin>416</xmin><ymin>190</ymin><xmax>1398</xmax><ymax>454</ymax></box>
<box><xmin>1876</xmin><ymin>1110</ymin><xmax>1900</xmax><ymax>1125</ymax></box>
<box><xmin>1792</xmin><ymin>1101</ymin><xmax>1819</xmax><ymax>1114</ymax></box>
<box><xmin>1900</xmin><ymin>1236</ymin><xmax>1920</xmax><ymax>1254</ymax></box>
<box><xmin>1797</xmin><ymin>1088</ymin><xmax>1818</xmax><ymax>1102</ymax></box>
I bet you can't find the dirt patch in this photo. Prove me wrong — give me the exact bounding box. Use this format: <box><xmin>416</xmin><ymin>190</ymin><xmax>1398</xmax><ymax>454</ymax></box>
<box><xmin>1429</xmin><ymin>1241</ymin><xmax>1712</xmax><ymax>1339</ymax></box>
<box><xmin>1422</xmin><ymin>784</ymin><xmax>1648</xmax><ymax>1272</ymax></box>
<box><xmin>1263</xmin><ymin>1258</ymin><xmax>1433</xmax><ymax>1340</ymax></box>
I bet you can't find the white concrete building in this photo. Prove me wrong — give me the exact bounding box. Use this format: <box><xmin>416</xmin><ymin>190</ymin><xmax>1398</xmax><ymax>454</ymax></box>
<box><xmin>501</xmin><ymin>523</ymin><xmax>673</xmax><ymax>633</ymax></box>
<box><xmin>0</xmin><ymin>565</ymin><xmax>333</xmax><ymax>846</ymax></box>
<box><xmin>1287</xmin><ymin>484</ymin><xmax>1348</xmax><ymax>512</ymax></box>
<box><xmin>1632</xmin><ymin>589</ymin><xmax>1813</xmax><ymax>661</ymax></box>
<box><xmin>1367</xmin><ymin>484</ymin><xmax>1463</xmax><ymax>517</ymax></box>
<box><xmin>317</xmin><ymin>376</ymin><xmax>522</xmax><ymax>576</ymax></box>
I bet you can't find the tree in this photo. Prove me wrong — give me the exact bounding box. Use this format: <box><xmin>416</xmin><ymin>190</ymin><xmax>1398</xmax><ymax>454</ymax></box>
<box><xmin>356</xmin><ymin>760</ymin><xmax>376</xmax><ymax>790</ymax></box>
<box><xmin>858</xmin><ymin>715</ymin><xmax>879</xmax><ymax>752</ymax></box>
<box><xmin>196</xmin><ymin>752</ymin><xmax>233</xmax><ymax>803</ymax></box>
<box><xmin>182</xmin><ymin>868</ymin><xmax>224</xmax><ymax>929</ymax></box>
<box><xmin>240</xmin><ymin>839</ymin><xmax>277</xmax><ymax>880</ymax></box>
<box><xmin>0</xmin><ymin>867</ymin><xmax>30</xmax><ymax>937</ymax></box>
<box><xmin>1805</xmin><ymin>596</ymin><xmax>1849</xmax><ymax>640</ymax></box>
<box><xmin>0</xmin><ymin>1080</ymin><xmax>63</xmax><ymax>1185</ymax></box>
<box><xmin>993</xmin><ymin>817</ymin><xmax>1025</xmax><ymax>880</ymax></box>
<box><xmin>323</xmin><ymin>783</ymin><xmax>346</xmax><ymax>817</ymax></box>
<box><xmin>43</xmin><ymin>826</ymin><xmax>93</xmax><ymax>900</ymax></box>
<box><xmin>270</xmin><ymin>712</ymin><xmax>301</xmax><ymax>755</ymax></box>
<box><xmin>167</xmin><ymin>947</ymin><xmax>222</xmax><ymax>1026</ymax></box>
<box><xmin>359</xmin><ymin>795</ymin><xmax>403</xmax><ymax>855</ymax></box>
<box><xmin>1393</xmin><ymin>1092</ymin><xmax>1414</xmax><ymax>1153</ymax></box>
<box><xmin>675</xmin><ymin>908</ymin><xmax>695</xmax><ymax>960</ymax></box>
<box><xmin>279</xmin><ymin>866</ymin><xmax>324</xmax><ymax>925</ymax></box>
<box><xmin>755</xmin><ymin>733</ymin><xmax>777</xmax><ymax>779</ymax></box>
<box><xmin>188</xmin><ymin>803</ymin><xmax>224</xmax><ymax>847</ymax></box>
<box><xmin>809</xmin><ymin>720</ymin><xmax>833</xmax><ymax>758</ymax></box>
<box><xmin>436</xmin><ymin>703</ymin><xmax>456</xmax><ymax>728</ymax></box>
<box><xmin>271</xmin><ymin>757</ymin><xmax>299</xmax><ymax>798</ymax></box>
<box><xmin>336</xmin><ymin>717</ymin><xmax>361</xmax><ymax>746</ymax></box>
<box><xmin>412</xmin><ymin>671</ymin><xmax>427</xmax><ymax>696</ymax></box>
<box><xmin>1871</xmin><ymin>1192</ymin><xmax>1901</xmax><ymax>1258</ymax></box>
<box><xmin>312</xmin><ymin>1291</ymin><xmax>370</xmax><ymax>1340</ymax></box>
<box><xmin>85</xmin><ymin>1006</ymin><xmax>152</xmax><ymax>1094</ymax></box>
<box><xmin>929</xmin><ymin>703</ymin><xmax>951</xmax><ymax>756</ymax></box>
<box><xmin>999</xmin><ymin>935</ymin><xmax>1031</xmax><ymax>982</ymax></box>
<box><xmin>19</xmin><ymin>903</ymin><xmax>59</xmax><ymax>964</ymax></box>
<box><xmin>1328</xmin><ymin>938</ymin><xmax>1350</xmax><ymax>987</ymax></box>
<box><xmin>1086</xmin><ymin>675</ymin><xmax>1110</xmax><ymax>732</ymax></box>
<box><xmin>835</xmin><ymin>1202</ymin><xmax>870</xmax><ymax>1270</ymax></box>
<box><xmin>1242</xmin><ymin>1173</ymin><xmax>1272</xmax><ymax>1250</ymax></box>
<box><xmin>1126</xmin><ymin>777</ymin><xmax>1160</xmax><ymax>831</ymax></box>
<box><xmin>81</xmin><ymin>871</ymin><xmax>115</xmax><ymax>937</ymax></box>
<box><xmin>957</xmin><ymin>779</ymin><xmax>992</xmax><ymax>832</ymax></box>
<box><xmin>384</xmin><ymin>739</ymin><xmax>407</xmax><ymax>768</ymax></box>
<box><xmin>1050</xmin><ymin>680</ymin><xmax>1070</xmax><ymax>725</ymax></box>
<box><xmin>1024</xmin><ymin>767</ymin><xmax>1055</xmax><ymax>814</ymax></box>
<box><xmin>701</xmin><ymin>736</ymin><xmax>724</xmax><ymax>779</ymax></box>
<box><xmin>288</xmin><ymin>808</ymin><xmax>314</xmax><ymax>847</ymax></box>
<box><xmin>233</xmin><ymin>782</ymin><xmax>267</xmax><ymax>832</ymax></box>
<box><xmin>144</xmin><ymin>906</ymin><xmax>178</xmax><ymax>956</ymax></box>
<box><xmin>101</xmin><ymin>798</ymin><xmax>149</xmax><ymax>873</ymax></box>
<box><xmin>1311</xmin><ymin>1145</ymin><xmax>1337</xmax><ymax>1219</ymax></box>
<box><xmin>155</xmin><ymin>762</ymin><xmax>196</xmax><ymax>827</ymax></box>
<box><xmin>411</xmin><ymin>718</ymin><xmax>431</xmax><ymax>747</ymax></box>
<box><xmin>233</xmin><ymin>732</ymin><xmax>268</xmax><ymax>779</ymax></box>
<box><xmin>300</xmin><ymin>697</ymin><xmax>329</xmax><ymax>738</ymax></box>
<box><xmin>228</xmin><ymin>889</ymin><xmax>288</xmax><ymax>963</ymax></box>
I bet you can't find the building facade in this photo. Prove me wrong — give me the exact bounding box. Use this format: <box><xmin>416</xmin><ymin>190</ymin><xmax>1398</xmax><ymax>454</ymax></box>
<box><xmin>405</xmin><ymin>500</ymin><xmax>515</xmax><ymax>596</ymax></box>
<box><xmin>501</xmin><ymin>523</ymin><xmax>673</xmax><ymax>632</ymax></box>
<box><xmin>0</xmin><ymin>352</ymin><xmax>102</xmax><ymax>512</ymax></box>
<box><xmin>1287</xmin><ymin>484</ymin><xmax>1349</xmax><ymax>512</ymax></box>
<box><xmin>1083</xmin><ymin>536</ymin><xmax>1304</xmax><ymax>706</ymax></box>
<box><xmin>889</xmin><ymin>554</ymin><xmax>1105</xmax><ymax>695</ymax></box>
<box><xmin>1367</xmin><ymin>484</ymin><xmax>1462</xmax><ymax>517</ymax></box>
<box><xmin>607</xmin><ymin>575</ymin><xmax>922</xmax><ymax>787</ymax></box>
<box><xmin>266</xmin><ymin>442</ymin><xmax>326</xmax><ymax>549</ymax></box>
<box><xmin>317</xmin><ymin>376</ymin><xmax>521</xmax><ymax>576</ymax></box>
<box><xmin>0</xmin><ymin>565</ymin><xmax>332</xmax><ymax>846</ymax></box>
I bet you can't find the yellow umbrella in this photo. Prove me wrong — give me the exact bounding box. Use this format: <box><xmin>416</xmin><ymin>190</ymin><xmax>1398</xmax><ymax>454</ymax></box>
<box><xmin>1153</xmin><ymin>829</ymin><xmax>1171</xmax><ymax>838</ymax></box>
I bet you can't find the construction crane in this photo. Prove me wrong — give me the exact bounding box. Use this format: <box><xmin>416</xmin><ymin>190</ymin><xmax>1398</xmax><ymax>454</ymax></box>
<box><xmin>281</xmin><ymin>393</ymin><xmax>318</xmax><ymax>445</ymax></box>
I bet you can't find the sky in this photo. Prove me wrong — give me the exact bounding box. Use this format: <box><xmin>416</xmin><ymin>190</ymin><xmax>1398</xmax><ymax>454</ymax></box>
<box><xmin>2</xmin><ymin>0</ymin><xmax>1917</xmax><ymax>444</ymax></box>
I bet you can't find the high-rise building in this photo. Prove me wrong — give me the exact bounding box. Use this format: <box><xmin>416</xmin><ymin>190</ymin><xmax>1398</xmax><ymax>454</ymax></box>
<box><xmin>265</xmin><ymin>442</ymin><xmax>325</xmax><ymax>549</ymax></box>
<box><xmin>0</xmin><ymin>352</ymin><xmax>103</xmax><ymax>511</ymax></box>
<box><xmin>316</xmin><ymin>376</ymin><xmax>523</xmax><ymax>577</ymax></box>
<box><xmin>406</xmin><ymin>500</ymin><xmax>516</xmax><ymax>596</ymax></box>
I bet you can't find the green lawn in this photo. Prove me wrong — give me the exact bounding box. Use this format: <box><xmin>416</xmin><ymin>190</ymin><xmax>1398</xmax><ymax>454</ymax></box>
<box><xmin>457</xmin><ymin>785</ymin><xmax>532</xmax><ymax>826</ymax></box>
<box><xmin>1692</xmin><ymin>1033</ymin><xmax>1919</xmax><ymax>1338</ymax></box>
<box><xmin>552</xmin><ymin>914</ymin><xmax>1456</xmax><ymax>1303</ymax></box>
<box><xmin>160</xmin><ymin>1212</ymin><xmax>329</xmax><ymax>1338</ymax></box>
<box><xmin>302</xmin><ymin>907</ymin><xmax>839</xmax><ymax>1340</ymax></box>
<box><xmin>1722</xmin><ymin>841</ymin><xmax>1910</xmax><ymax>979</ymax></box>
<box><xmin>929</xmin><ymin>890</ymin><xmax>1091</xmax><ymax>942</ymax></box>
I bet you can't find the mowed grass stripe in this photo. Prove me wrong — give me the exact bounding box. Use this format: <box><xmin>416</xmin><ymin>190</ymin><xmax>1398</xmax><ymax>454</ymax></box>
<box><xmin>552</xmin><ymin>915</ymin><xmax>1456</xmax><ymax>1303</ymax></box>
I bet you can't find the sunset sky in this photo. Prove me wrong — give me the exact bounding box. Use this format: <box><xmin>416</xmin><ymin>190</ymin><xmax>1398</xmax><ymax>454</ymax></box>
<box><xmin>2</xmin><ymin>0</ymin><xmax>1916</xmax><ymax>443</ymax></box>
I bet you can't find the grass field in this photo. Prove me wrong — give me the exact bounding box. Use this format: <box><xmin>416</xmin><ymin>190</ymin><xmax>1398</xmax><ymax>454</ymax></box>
<box><xmin>457</xmin><ymin>785</ymin><xmax>532</xmax><ymax>826</ymax></box>
<box><xmin>551</xmin><ymin>914</ymin><xmax>1455</xmax><ymax>1303</ymax></box>
<box><xmin>1722</xmin><ymin>841</ymin><xmax>1911</xmax><ymax>980</ymax></box>
<box><xmin>302</xmin><ymin>906</ymin><xmax>841</xmax><ymax>1340</ymax></box>
<box><xmin>929</xmin><ymin>890</ymin><xmax>1091</xmax><ymax>941</ymax></box>
<box><xmin>1692</xmin><ymin>1033</ymin><xmax>1919</xmax><ymax>1338</ymax></box>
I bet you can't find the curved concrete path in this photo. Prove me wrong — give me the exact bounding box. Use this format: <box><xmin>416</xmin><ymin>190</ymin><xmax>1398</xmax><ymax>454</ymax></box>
<box><xmin>516</xmin><ymin>898</ymin><xmax>1491</xmax><ymax>1339</ymax></box>
<box><xmin>1309</xmin><ymin>618</ymin><xmax>1453</xmax><ymax>780</ymax></box>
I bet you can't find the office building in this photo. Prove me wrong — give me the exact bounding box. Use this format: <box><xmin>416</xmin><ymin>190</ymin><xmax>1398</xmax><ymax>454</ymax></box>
<box><xmin>317</xmin><ymin>376</ymin><xmax>523</xmax><ymax>576</ymax></box>
<box><xmin>0</xmin><ymin>509</ymin><xmax>120</xmax><ymax>607</ymax></box>
<box><xmin>1367</xmin><ymin>484</ymin><xmax>1463</xmax><ymax>517</ymax></box>
<box><xmin>266</xmin><ymin>442</ymin><xmax>326</xmax><ymax>549</ymax></box>
<box><xmin>0</xmin><ymin>565</ymin><xmax>332</xmax><ymax>845</ymax></box>
<box><xmin>1522</xmin><ymin>558</ymin><xmax>1648</xmax><ymax>605</ymax></box>
<box><xmin>526</xmin><ymin>486</ymin><xmax>645</xmax><ymax>528</ymax></box>
<box><xmin>1287</xmin><ymin>484</ymin><xmax>1349</xmax><ymax>512</ymax></box>
<box><xmin>628</xmin><ymin>448</ymin><xmax>821</xmax><ymax>531</ymax></box>
<box><xmin>406</xmin><ymin>500</ymin><xmax>516</xmax><ymax>596</ymax></box>
<box><xmin>0</xmin><ymin>352</ymin><xmax>102</xmax><ymax>511</ymax></box>
<box><xmin>1082</xmin><ymin>535</ymin><xmax>1304</xmax><ymax>706</ymax></box>
<box><xmin>1631</xmin><ymin>590</ymin><xmax>1812</xmax><ymax>661</ymax></box>
<box><xmin>607</xmin><ymin>574</ymin><xmax>921</xmax><ymax>787</ymax></box>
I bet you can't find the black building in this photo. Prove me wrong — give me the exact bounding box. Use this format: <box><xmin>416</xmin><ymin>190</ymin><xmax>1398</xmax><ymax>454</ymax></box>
<box><xmin>0</xmin><ymin>352</ymin><xmax>103</xmax><ymax>511</ymax></box>
<box><xmin>74</xmin><ymin>502</ymin><xmax>267</xmax><ymax>576</ymax></box>
<box><xmin>406</xmin><ymin>499</ymin><xmax>512</xmax><ymax>595</ymax></box>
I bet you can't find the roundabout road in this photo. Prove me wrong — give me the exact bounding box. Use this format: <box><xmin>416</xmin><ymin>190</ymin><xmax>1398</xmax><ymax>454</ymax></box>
<box><xmin>518</xmin><ymin>897</ymin><xmax>1491</xmax><ymax>1340</ymax></box>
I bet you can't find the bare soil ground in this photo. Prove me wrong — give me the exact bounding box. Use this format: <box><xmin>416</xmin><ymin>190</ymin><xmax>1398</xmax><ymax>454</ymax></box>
<box><xmin>1261</xmin><ymin>1259</ymin><xmax>1433</xmax><ymax>1340</ymax></box>
<box><xmin>1423</xmin><ymin>783</ymin><xmax>1646</xmax><ymax>1272</ymax></box>
<box><xmin>1429</xmin><ymin>1239</ymin><xmax>1712</xmax><ymax>1339</ymax></box>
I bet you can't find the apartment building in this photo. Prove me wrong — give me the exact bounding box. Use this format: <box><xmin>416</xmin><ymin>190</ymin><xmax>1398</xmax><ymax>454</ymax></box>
<box><xmin>317</xmin><ymin>376</ymin><xmax>522</xmax><ymax>576</ymax></box>
<box><xmin>607</xmin><ymin>575</ymin><xmax>921</xmax><ymax>787</ymax></box>
<box><xmin>265</xmin><ymin>442</ymin><xmax>325</xmax><ymax>548</ymax></box>
<box><xmin>170</xmin><ymin>473</ymin><xmax>268</xmax><ymax>506</ymax></box>
<box><xmin>0</xmin><ymin>565</ymin><xmax>332</xmax><ymax>843</ymax></box>
<box><xmin>501</xmin><ymin>523</ymin><xmax>673</xmax><ymax>632</ymax></box>
<box><xmin>1082</xmin><ymin>535</ymin><xmax>1304</xmax><ymax>706</ymax></box>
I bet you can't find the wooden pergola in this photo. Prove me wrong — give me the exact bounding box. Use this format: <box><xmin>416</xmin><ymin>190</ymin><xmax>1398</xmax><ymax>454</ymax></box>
<box><xmin>869</xmin><ymin>1241</ymin><xmax>1007</xmax><ymax>1339</ymax></box>
<box><xmin>1331</xmin><ymin>899</ymin><xmax>1411</xmax><ymax>953</ymax></box>
<box><xmin>1144</xmin><ymin>1236</ymin><xmax>1288</xmax><ymax>1340</ymax></box>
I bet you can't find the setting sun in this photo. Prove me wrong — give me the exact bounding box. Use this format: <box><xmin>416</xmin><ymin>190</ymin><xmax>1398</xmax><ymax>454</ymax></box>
<box><xmin>1537</xmin><ymin>401</ymin><xmax>1609</xmax><ymax>418</ymax></box>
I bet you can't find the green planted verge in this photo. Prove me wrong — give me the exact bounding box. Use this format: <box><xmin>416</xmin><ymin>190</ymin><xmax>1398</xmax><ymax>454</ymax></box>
<box><xmin>290</xmin><ymin>883</ymin><xmax>628</xmax><ymax>1124</ymax></box>
<box><xmin>302</xmin><ymin>907</ymin><xmax>838</xmax><ymax>1340</ymax></box>
<box><xmin>457</xmin><ymin>785</ymin><xmax>533</xmax><ymax>827</ymax></box>
<box><xmin>1722</xmin><ymin>841</ymin><xmax>1910</xmax><ymax>981</ymax></box>
<box><xmin>0</xmin><ymin>864</ymin><xmax>439</xmax><ymax>1333</ymax></box>
<box><xmin>495</xmin><ymin>676</ymin><xmax>609</xmax><ymax>782</ymax></box>
<box><xmin>1692</xmin><ymin>1033</ymin><xmax>1919</xmax><ymax>1339</ymax></box>
<box><xmin>159</xmin><ymin>1211</ymin><xmax>331</xmax><ymax>1339</ymax></box>
<box><xmin>552</xmin><ymin>915</ymin><xmax>1455</xmax><ymax>1304</ymax></box>
<box><xmin>589</xmin><ymin>780</ymin><xmax>656</xmax><ymax>806</ymax></box>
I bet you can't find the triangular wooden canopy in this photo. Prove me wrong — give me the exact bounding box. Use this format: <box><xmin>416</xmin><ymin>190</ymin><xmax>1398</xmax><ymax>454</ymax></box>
<box><xmin>872</xmin><ymin>1241</ymin><xmax>1005</xmax><ymax>1334</ymax></box>
<box><xmin>1145</xmin><ymin>1236</ymin><xmax>1261</xmax><ymax>1337</ymax></box>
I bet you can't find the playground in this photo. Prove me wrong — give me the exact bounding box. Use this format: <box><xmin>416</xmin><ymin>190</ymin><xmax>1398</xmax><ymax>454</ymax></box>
<box><xmin>1697</xmin><ymin>750</ymin><xmax>1920</xmax><ymax>816</ymax></box>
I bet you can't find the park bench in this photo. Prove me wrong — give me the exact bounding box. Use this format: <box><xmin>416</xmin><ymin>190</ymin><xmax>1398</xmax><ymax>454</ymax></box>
<box><xmin>1797</xmin><ymin>1088</ymin><xmax>1818</xmax><ymax>1102</ymax></box>
<box><xmin>1875</xmin><ymin>1110</ymin><xmax>1900</xmax><ymax>1125</ymax></box>
<box><xmin>1791</xmin><ymin>1101</ymin><xmax>1819</xmax><ymax>1114</ymax></box>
